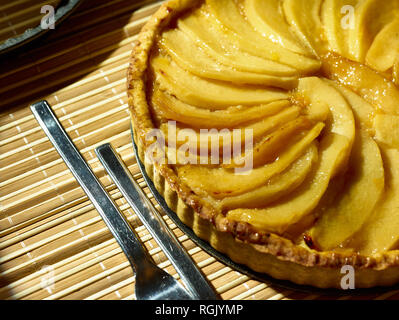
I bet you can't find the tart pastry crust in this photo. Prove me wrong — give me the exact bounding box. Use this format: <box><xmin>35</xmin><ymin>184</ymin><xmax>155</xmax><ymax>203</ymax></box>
<box><xmin>128</xmin><ymin>0</ymin><xmax>399</xmax><ymax>288</ymax></box>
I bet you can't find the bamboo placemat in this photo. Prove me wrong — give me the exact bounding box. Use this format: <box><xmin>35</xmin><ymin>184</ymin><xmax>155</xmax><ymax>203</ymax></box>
<box><xmin>0</xmin><ymin>0</ymin><xmax>398</xmax><ymax>300</ymax></box>
<box><xmin>0</xmin><ymin>0</ymin><xmax>62</xmax><ymax>44</ymax></box>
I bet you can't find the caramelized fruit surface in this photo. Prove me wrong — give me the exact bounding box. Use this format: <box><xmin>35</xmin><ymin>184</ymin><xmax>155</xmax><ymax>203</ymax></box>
<box><xmin>145</xmin><ymin>0</ymin><xmax>399</xmax><ymax>256</ymax></box>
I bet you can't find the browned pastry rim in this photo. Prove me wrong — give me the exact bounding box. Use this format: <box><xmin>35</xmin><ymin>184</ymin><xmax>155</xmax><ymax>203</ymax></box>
<box><xmin>127</xmin><ymin>0</ymin><xmax>399</xmax><ymax>288</ymax></box>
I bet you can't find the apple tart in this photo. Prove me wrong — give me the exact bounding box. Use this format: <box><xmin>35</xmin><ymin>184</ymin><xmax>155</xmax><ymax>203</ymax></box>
<box><xmin>128</xmin><ymin>0</ymin><xmax>399</xmax><ymax>288</ymax></box>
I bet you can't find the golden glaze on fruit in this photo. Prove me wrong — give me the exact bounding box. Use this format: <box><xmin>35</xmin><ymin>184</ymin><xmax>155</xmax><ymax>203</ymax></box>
<box><xmin>128</xmin><ymin>0</ymin><xmax>399</xmax><ymax>288</ymax></box>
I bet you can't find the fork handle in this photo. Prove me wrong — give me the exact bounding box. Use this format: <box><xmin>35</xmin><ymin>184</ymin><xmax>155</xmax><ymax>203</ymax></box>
<box><xmin>30</xmin><ymin>101</ymin><xmax>154</xmax><ymax>273</ymax></box>
<box><xmin>95</xmin><ymin>144</ymin><xmax>220</xmax><ymax>300</ymax></box>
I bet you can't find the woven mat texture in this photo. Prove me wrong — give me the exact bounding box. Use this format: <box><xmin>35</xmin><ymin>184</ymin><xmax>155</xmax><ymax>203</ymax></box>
<box><xmin>1</xmin><ymin>0</ymin><xmax>398</xmax><ymax>300</ymax></box>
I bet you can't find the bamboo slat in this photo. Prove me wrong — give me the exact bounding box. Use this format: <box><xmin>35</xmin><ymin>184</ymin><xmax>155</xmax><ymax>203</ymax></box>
<box><xmin>0</xmin><ymin>0</ymin><xmax>398</xmax><ymax>300</ymax></box>
<box><xmin>0</xmin><ymin>1</ymin><xmax>61</xmax><ymax>43</ymax></box>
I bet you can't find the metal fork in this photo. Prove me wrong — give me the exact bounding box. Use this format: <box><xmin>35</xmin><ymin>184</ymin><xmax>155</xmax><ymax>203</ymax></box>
<box><xmin>95</xmin><ymin>143</ymin><xmax>218</xmax><ymax>300</ymax></box>
<box><xmin>30</xmin><ymin>100</ymin><xmax>216</xmax><ymax>300</ymax></box>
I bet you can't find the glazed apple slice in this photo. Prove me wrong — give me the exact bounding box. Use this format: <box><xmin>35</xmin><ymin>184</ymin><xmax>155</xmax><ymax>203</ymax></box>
<box><xmin>160</xmin><ymin>29</ymin><xmax>297</xmax><ymax>88</ymax></box>
<box><xmin>327</xmin><ymin>81</ymin><xmax>374</xmax><ymax>130</ymax></box>
<box><xmin>177</xmin><ymin>12</ymin><xmax>297</xmax><ymax>76</ymax></box>
<box><xmin>326</xmin><ymin>81</ymin><xmax>399</xmax><ymax>158</ymax></box>
<box><xmin>243</xmin><ymin>0</ymin><xmax>310</xmax><ymax>56</ymax></box>
<box><xmin>160</xmin><ymin>106</ymin><xmax>301</xmax><ymax>152</ymax></box>
<box><xmin>349</xmin><ymin>148</ymin><xmax>399</xmax><ymax>255</ymax></box>
<box><xmin>304</xmin><ymin>81</ymin><xmax>381</xmax><ymax>247</ymax></box>
<box><xmin>321</xmin><ymin>0</ymin><xmax>357</xmax><ymax>60</ymax></box>
<box><xmin>321</xmin><ymin>0</ymin><xmax>379</xmax><ymax>62</ymax></box>
<box><xmin>249</xmin><ymin>122</ymin><xmax>323</xmax><ymax>168</ymax></box>
<box><xmin>366</xmin><ymin>17</ymin><xmax>399</xmax><ymax>72</ymax></box>
<box><xmin>161</xmin><ymin>146</ymin><xmax>214</xmax><ymax>166</ymax></box>
<box><xmin>219</xmin><ymin>143</ymin><xmax>317</xmax><ymax>210</ymax></box>
<box><xmin>303</xmin><ymin>101</ymin><xmax>330</xmax><ymax>123</ymax></box>
<box><xmin>346</xmin><ymin>0</ymin><xmax>377</xmax><ymax>62</ymax></box>
<box><xmin>227</xmin><ymin>133</ymin><xmax>351</xmax><ymax>234</ymax></box>
<box><xmin>297</xmin><ymin>77</ymin><xmax>355</xmax><ymax>170</ymax></box>
<box><xmin>298</xmin><ymin>77</ymin><xmax>355</xmax><ymax>138</ymax></box>
<box><xmin>350</xmin><ymin>0</ymin><xmax>399</xmax><ymax>63</ymax></box>
<box><xmin>345</xmin><ymin>0</ymin><xmax>370</xmax><ymax>62</ymax></box>
<box><xmin>322</xmin><ymin>52</ymin><xmax>399</xmax><ymax>115</ymax></box>
<box><xmin>226</xmin><ymin>78</ymin><xmax>355</xmax><ymax>234</ymax></box>
<box><xmin>319</xmin><ymin>0</ymin><xmax>382</xmax><ymax>62</ymax></box>
<box><xmin>226</xmin><ymin>118</ymin><xmax>319</xmax><ymax>168</ymax></box>
<box><xmin>176</xmin><ymin>124</ymin><xmax>323</xmax><ymax>199</ymax></box>
<box><xmin>310</xmin><ymin>131</ymin><xmax>385</xmax><ymax>251</ymax></box>
<box><xmin>151</xmin><ymin>89</ymin><xmax>291</xmax><ymax>129</ymax></box>
<box><xmin>203</xmin><ymin>0</ymin><xmax>321</xmax><ymax>74</ymax></box>
<box><xmin>151</xmin><ymin>56</ymin><xmax>288</xmax><ymax>109</ymax></box>
<box><xmin>374</xmin><ymin>115</ymin><xmax>399</xmax><ymax>149</ymax></box>
<box><xmin>282</xmin><ymin>0</ymin><xmax>325</xmax><ymax>56</ymax></box>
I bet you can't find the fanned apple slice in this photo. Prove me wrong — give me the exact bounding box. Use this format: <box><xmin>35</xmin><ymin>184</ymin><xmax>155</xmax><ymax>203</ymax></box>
<box><xmin>361</xmin><ymin>0</ymin><xmax>399</xmax><ymax>37</ymax></box>
<box><xmin>219</xmin><ymin>143</ymin><xmax>318</xmax><ymax>210</ymax></box>
<box><xmin>300</xmin><ymin>81</ymin><xmax>379</xmax><ymax>246</ymax></box>
<box><xmin>226</xmin><ymin>119</ymin><xmax>321</xmax><ymax>168</ymax></box>
<box><xmin>321</xmin><ymin>0</ymin><xmax>357</xmax><ymax>59</ymax></box>
<box><xmin>321</xmin><ymin>0</ymin><xmax>376</xmax><ymax>62</ymax></box>
<box><xmin>350</xmin><ymin>0</ymin><xmax>399</xmax><ymax>63</ymax></box>
<box><xmin>248</xmin><ymin>122</ymin><xmax>323</xmax><ymax>168</ymax></box>
<box><xmin>366</xmin><ymin>17</ymin><xmax>399</xmax><ymax>72</ymax></box>
<box><xmin>346</xmin><ymin>0</ymin><xmax>379</xmax><ymax>62</ymax></box>
<box><xmin>289</xmin><ymin>81</ymin><xmax>375</xmax><ymax>242</ymax></box>
<box><xmin>374</xmin><ymin>115</ymin><xmax>399</xmax><ymax>149</ymax></box>
<box><xmin>143</xmin><ymin>131</ymin><xmax>211</xmax><ymax>166</ymax></box>
<box><xmin>322</xmin><ymin>52</ymin><xmax>399</xmax><ymax>115</ymax></box>
<box><xmin>151</xmin><ymin>56</ymin><xmax>288</xmax><ymax>109</ymax></box>
<box><xmin>164</xmin><ymin>146</ymin><xmax>213</xmax><ymax>166</ymax></box>
<box><xmin>226</xmin><ymin>78</ymin><xmax>356</xmax><ymax>233</ymax></box>
<box><xmin>303</xmin><ymin>101</ymin><xmax>330</xmax><ymax>123</ymax></box>
<box><xmin>160</xmin><ymin>106</ymin><xmax>301</xmax><ymax>151</ymax></box>
<box><xmin>297</xmin><ymin>77</ymin><xmax>355</xmax><ymax>137</ymax></box>
<box><xmin>344</xmin><ymin>0</ymin><xmax>380</xmax><ymax>62</ymax></box>
<box><xmin>282</xmin><ymin>0</ymin><xmax>325</xmax><ymax>56</ymax></box>
<box><xmin>177</xmin><ymin>125</ymin><xmax>323</xmax><ymax>199</ymax></box>
<box><xmin>297</xmin><ymin>77</ymin><xmax>355</xmax><ymax>177</ymax></box>
<box><xmin>203</xmin><ymin>0</ymin><xmax>321</xmax><ymax>74</ymax></box>
<box><xmin>310</xmin><ymin>131</ymin><xmax>385</xmax><ymax>250</ymax></box>
<box><xmin>283</xmin><ymin>173</ymin><xmax>347</xmax><ymax>241</ymax></box>
<box><xmin>327</xmin><ymin>81</ymin><xmax>374</xmax><ymax>130</ymax></box>
<box><xmin>177</xmin><ymin>11</ymin><xmax>297</xmax><ymax>76</ymax></box>
<box><xmin>322</xmin><ymin>0</ymin><xmax>373</xmax><ymax>61</ymax></box>
<box><xmin>160</xmin><ymin>29</ymin><xmax>297</xmax><ymax>88</ymax></box>
<box><xmin>151</xmin><ymin>89</ymin><xmax>291</xmax><ymax>129</ymax></box>
<box><xmin>227</xmin><ymin>133</ymin><xmax>351</xmax><ymax>234</ymax></box>
<box><xmin>349</xmin><ymin>148</ymin><xmax>399</xmax><ymax>255</ymax></box>
<box><xmin>243</xmin><ymin>0</ymin><xmax>310</xmax><ymax>56</ymax></box>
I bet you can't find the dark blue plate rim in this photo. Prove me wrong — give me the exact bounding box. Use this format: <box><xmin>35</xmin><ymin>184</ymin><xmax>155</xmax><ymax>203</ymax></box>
<box><xmin>0</xmin><ymin>0</ymin><xmax>83</xmax><ymax>56</ymax></box>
